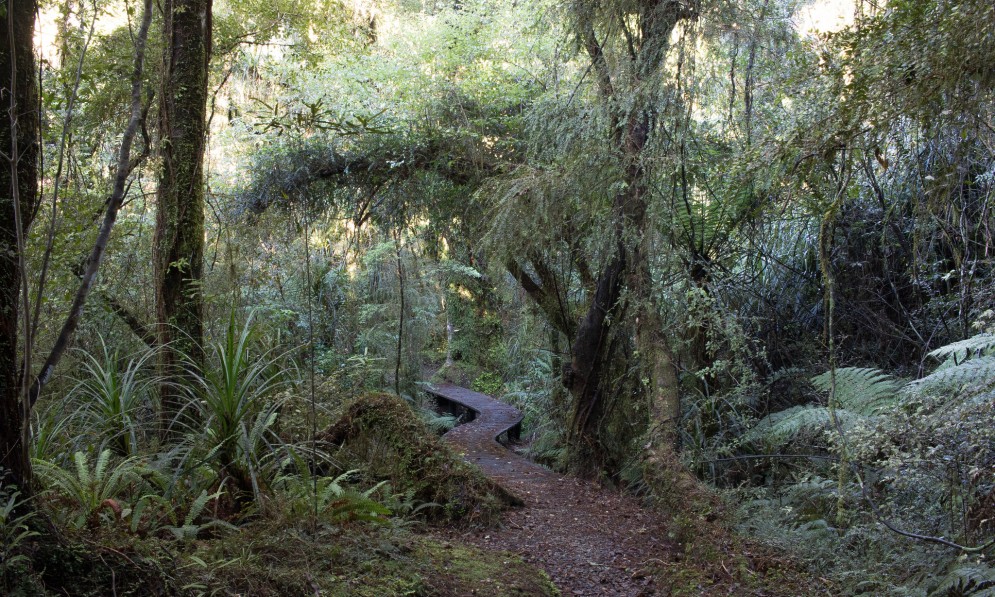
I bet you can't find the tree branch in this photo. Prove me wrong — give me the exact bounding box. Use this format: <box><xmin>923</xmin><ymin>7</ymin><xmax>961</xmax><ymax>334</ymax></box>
<box><xmin>506</xmin><ymin>259</ymin><xmax>575</xmax><ymax>338</ymax></box>
<box><xmin>99</xmin><ymin>291</ymin><xmax>157</xmax><ymax>347</ymax></box>
<box><xmin>28</xmin><ymin>0</ymin><xmax>154</xmax><ymax>404</ymax></box>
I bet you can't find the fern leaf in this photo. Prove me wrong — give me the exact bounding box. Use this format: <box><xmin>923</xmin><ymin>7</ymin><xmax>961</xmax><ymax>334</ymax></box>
<box><xmin>912</xmin><ymin>356</ymin><xmax>995</xmax><ymax>392</ymax></box>
<box><xmin>74</xmin><ymin>452</ymin><xmax>91</xmax><ymax>492</ymax></box>
<box><xmin>327</xmin><ymin>493</ymin><xmax>391</xmax><ymax>523</ymax></box>
<box><xmin>184</xmin><ymin>489</ymin><xmax>221</xmax><ymax>527</ymax></box>
<box><xmin>741</xmin><ymin>405</ymin><xmax>864</xmax><ymax>448</ymax></box>
<box><xmin>93</xmin><ymin>450</ymin><xmax>111</xmax><ymax>486</ymax></box>
<box><xmin>929</xmin><ymin>559</ymin><xmax>995</xmax><ymax>596</ymax></box>
<box><xmin>928</xmin><ymin>333</ymin><xmax>995</xmax><ymax>361</ymax></box>
<box><xmin>812</xmin><ymin>367</ymin><xmax>900</xmax><ymax>415</ymax></box>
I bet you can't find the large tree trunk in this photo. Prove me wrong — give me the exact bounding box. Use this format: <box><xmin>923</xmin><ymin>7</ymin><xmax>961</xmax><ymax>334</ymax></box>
<box><xmin>155</xmin><ymin>0</ymin><xmax>212</xmax><ymax>435</ymax></box>
<box><xmin>561</xmin><ymin>0</ymin><xmax>696</xmax><ymax>474</ymax></box>
<box><xmin>0</xmin><ymin>0</ymin><xmax>39</xmax><ymax>490</ymax></box>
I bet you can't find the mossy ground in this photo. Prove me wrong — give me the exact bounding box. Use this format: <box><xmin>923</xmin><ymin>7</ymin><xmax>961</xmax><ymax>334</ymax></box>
<box><xmin>10</xmin><ymin>520</ymin><xmax>557</xmax><ymax>596</ymax></box>
<box><xmin>184</xmin><ymin>523</ymin><xmax>557</xmax><ymax>596</ymax></box>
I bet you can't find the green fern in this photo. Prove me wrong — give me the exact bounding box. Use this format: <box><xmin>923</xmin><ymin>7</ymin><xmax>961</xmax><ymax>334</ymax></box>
<box><xmin>162</xmin><ymin>489</ymin><xmax>235</xmax><ymax>543</ymax></box>
<box><xmin>930</xmin><ymin>558</ymin><xmax>995</xmax><ymax>597</ymax></box>
<box><xmin>417</xmin><ymin>406</ymin><xmax>458</xmax><ymax>434</ymax></box>
<box><xmin>273</xmin><ymin>449</ymin><xmax>392</xmax><ymax>524</ymax></box>
<box><xmin>811</xmin><ymin>367</ymin><xmax>901</xmax><ymax>415</ymax></box>
<box><xmin>928</xmin><ymin>333</ymin><xmax>995</xmax><ymax>363</ymax></box>
<box><xmin>741</xmin><ymin>367</ymin><xmax>897</xmax><ymax>449</ymax></box>
<box><xmin>911</xmin><ymin>356</ymin><xmax>995</xmax><ymax>394</ymax></box>
<box><xmin>740</xmin><ymin>405</ymin><xmax>864</xmax><ymax>448</ymax></box>
<box><xmin>34</xmin><ymin>450</ymin><xmax>153</xmax><ymax>529</ymax></box>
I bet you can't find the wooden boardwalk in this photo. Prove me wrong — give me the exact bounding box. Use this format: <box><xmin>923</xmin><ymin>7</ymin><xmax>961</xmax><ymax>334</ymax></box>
<box><xmin>424</xmin><ymin>382</ymin><xmax>535</xmax><ymax>480</ymax></box>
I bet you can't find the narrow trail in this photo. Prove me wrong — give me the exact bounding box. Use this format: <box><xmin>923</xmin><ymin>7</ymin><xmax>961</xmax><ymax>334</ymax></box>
<box><xmin>429</xmin><ymin>383</ymin><xmax>672</xmax><ymax>597</ymax></box>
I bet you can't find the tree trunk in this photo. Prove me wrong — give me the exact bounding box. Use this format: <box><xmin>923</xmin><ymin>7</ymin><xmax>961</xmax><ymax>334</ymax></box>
<box><xmin>560</xmin><ymin>0</ymin><xmax>696</xmax><ymax>475</ymax></box>
<box><xmin>637</xmin><ymin>309</ymin><xmax>680</xmax><ymax>447</ymax></box>
<box><xmin>0</xmin><ymin>0</ymin><xmax>39</xmax><ymax>490</ymax></box>
<box><xmin>155</xmin><ymin>0</ymin><xmax>212</xmax><ymax>435</ymax></box>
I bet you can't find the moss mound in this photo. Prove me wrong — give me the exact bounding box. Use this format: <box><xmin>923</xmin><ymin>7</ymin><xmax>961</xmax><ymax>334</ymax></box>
<box><xmin>322</xmin><ymin>393</ymin><xmax>520</xmax><ymax>526</ymax></box>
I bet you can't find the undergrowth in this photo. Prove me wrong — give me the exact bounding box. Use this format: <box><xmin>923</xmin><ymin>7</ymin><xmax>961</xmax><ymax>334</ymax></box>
<box><xmin>12</xmin><ymin>517</ymin><xmax>557</xmax><ymax>596</ymax></box>
<box><xmin>725</xmin><ymin>331</ymin><xmax>995</xmax><ymax>595</ymax></box>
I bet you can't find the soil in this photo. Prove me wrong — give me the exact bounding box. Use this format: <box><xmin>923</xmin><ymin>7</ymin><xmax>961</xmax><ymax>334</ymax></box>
<box><xmin>431</xmin><ymin>383</ymin><xmax>672</xmax><ymax>596</ymax></box>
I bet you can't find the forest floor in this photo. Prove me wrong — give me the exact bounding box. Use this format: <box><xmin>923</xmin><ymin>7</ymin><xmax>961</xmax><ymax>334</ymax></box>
<box><xmin>433</xmin><ymin>383</ymin><xmax>830</xmax><ymax>597</ymax></box>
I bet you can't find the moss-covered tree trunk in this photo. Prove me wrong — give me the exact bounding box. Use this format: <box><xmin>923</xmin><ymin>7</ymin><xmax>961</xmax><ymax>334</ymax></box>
<box><xmin>562</xmin><ymin>0</ymin><xmax>695</xmax><ymax>474</ymax></box>
<box><xmin>155</xmin><ymin>0</ymin><xmax>212</xmax><ymax>435</ymax></box>
<box><xmin>0</xmin><ymin>0</ymin><xmax>39</xmax><ymax>490</ymax></box>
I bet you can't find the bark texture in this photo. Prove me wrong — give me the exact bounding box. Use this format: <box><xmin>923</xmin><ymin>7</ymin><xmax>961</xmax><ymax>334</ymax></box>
<box><xmin>0</xmin><ymin>0</ymin><xmax>39</xmax><ymax>489</ymax></box>
<box><xmin>155</xmin><ymin>0</ymin><xmax>212</xmax><ymax>434</ymax></box>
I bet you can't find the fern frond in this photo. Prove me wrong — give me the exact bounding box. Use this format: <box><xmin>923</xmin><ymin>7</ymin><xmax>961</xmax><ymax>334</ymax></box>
<box><xmin>416</xmin><ymin>405</ymin><xmax>457</xmax><ymax>433</ymax></box>
<box><xmin>911</xmin><ymin>356</ymin><xmax>995</xmax><ymax>393</ymax></box>
<box><xmin>741</xmin><ymin>405</ymin><xmax>865</xmax><ymax>448</ymax></box>
<box><xmin>75</xmin><ymin>451</ymin><xmax>92</xmax><ymax>492</ymax></box>
<box><xmin>928</xmin><ymin>333</ymin><xmax>995</xmax><ymax>362</ymax></box>
<box><xmin>929</xmin><ymin>558</ymin><xmax>995</xmax><ymax>597</ymax></box>
<box><xmin>812</xmin><ymin>367</ymin><xmax>900</xmax><ymax>415</ymax></box>
<box><xmin>327</xmin><ymin>492</ymin><xmax>392</xmax><ymax>524</ymax></box>
<box><xmin>184</xmin><ymin>490</ymin><xmax>222</xmax><ymax>527</ymax></box>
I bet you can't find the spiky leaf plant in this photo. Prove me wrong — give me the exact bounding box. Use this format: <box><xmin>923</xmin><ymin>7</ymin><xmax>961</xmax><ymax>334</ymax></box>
<box><xmin>72</xmin><ymin>337</ymin><xmax>159</xmax><ymax>456</ymax></box>
<box><xmin>194</xmin><ymin>311</ymin><xmax>294</xmax><ymax>502</ymax></box>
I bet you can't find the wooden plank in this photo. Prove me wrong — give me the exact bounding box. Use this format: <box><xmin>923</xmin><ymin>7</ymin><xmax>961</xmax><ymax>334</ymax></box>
<box><xmin>424</xmin><ymin>382</ymin><xmax>523</xmax><ymax>443</ymax></box>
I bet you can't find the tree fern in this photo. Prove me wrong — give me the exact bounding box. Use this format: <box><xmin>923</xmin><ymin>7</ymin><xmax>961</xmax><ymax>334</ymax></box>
<box><xmin>740</xmin><ymin>405</ymin><xmax>865</xmax><ymax>448</ymax></box>
<box><xmin>911</xmin><ymin>356</ymin><xmax>995</xmax><ymax>395</ymax></box>
<box><xmin>811</xmin><ymin>367</ymin><xmax>901</xmax><ymax>415</ymax></box>
<box><xmin>930</xmin><ymin>558</ymin><xmax>995</xmax><ymax>597</ymax></box>
<box><xmin>742</xmin><ymin>367</ymin><xmax>897</xmax><ymax>449</ymax></box>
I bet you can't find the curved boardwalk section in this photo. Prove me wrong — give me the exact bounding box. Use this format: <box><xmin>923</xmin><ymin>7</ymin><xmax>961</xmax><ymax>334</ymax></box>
<box><xmin>425</xmin><ymin>382</ymin><xmax>670</xmax><ymax>597</ymax></box>
<box><xmin>427</xmin><ymin>383</ymin><xmax>531</xmax><ymax>478</ymax></box>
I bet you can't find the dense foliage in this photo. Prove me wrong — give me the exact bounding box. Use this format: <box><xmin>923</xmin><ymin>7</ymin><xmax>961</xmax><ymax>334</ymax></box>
<box><xmin>1</xmin><ymin>0</ymin><xmax>993</xmax><ymax>593</ymax></box>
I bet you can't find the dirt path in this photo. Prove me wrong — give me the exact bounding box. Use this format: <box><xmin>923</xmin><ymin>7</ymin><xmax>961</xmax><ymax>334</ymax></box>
<box><xmin>429</xmin><ymin>383</ymin><xmax>672</xmax><ymax>596</ymax></box>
